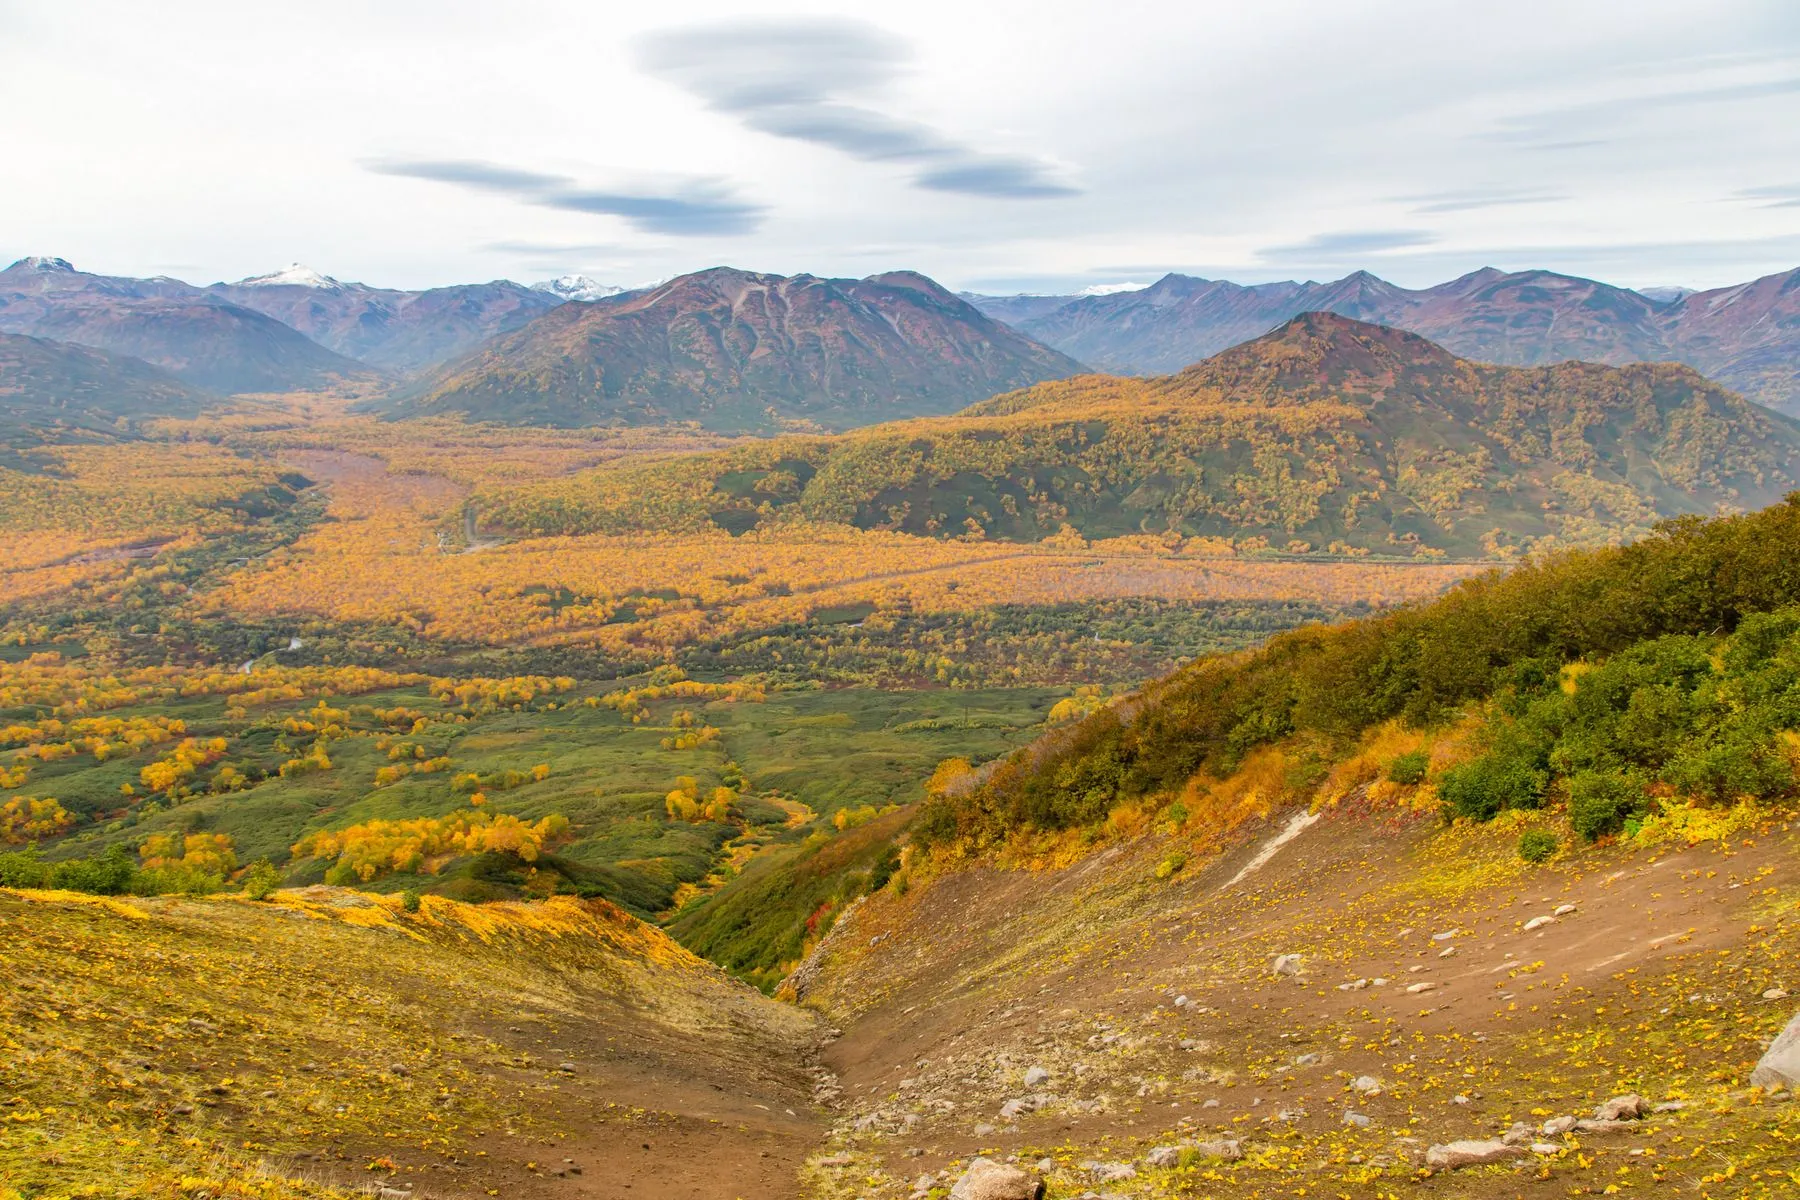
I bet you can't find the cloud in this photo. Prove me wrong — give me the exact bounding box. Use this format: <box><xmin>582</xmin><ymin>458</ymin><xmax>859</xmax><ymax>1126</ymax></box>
<box><xmin>1398</xmin><ymin>187</ymin><xmax>1569</xmax><ymax>214</ymax></box>
<box><xmin>635</xmin><ymin>17</ymin><xmax>1076</xmax><ymax>199</ymax></box>
<box><xmin>364</xmin><ymin>158</ymin><xmax>764</xmax><ymax>236</ymax></box>
<box><xmin>1735</xmin><ymin>184</ymin><xmax>1800</xmax><ymax>208</ymax></box>
<box><xmin>1477</xmin><ymin>75</ymin><xmax>1800</xmax><ymax>147</ymax></box>
<box><xmin>1260</xmin><ymin>229</ymin><xmax>1437</xmax><ymax>262</ymax></box>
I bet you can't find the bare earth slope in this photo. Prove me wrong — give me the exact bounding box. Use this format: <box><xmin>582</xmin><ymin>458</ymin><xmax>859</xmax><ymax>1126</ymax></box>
<box><xmin>791</xmin><ymin>804</ymin><xmax>1800</xmax><ymax>1198</ymax></box>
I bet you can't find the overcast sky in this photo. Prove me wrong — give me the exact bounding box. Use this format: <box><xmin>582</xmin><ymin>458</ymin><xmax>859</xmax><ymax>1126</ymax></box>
<box><xmin>3</xmin><ymin>0</ymin><xmax>1797</xmax><ymax>294</ymax></box>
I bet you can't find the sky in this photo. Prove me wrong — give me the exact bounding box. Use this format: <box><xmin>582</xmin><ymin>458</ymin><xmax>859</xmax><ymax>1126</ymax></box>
<box><xmin>2</xmin><ymin>0</ymin><xmax>1798</xmax><ymax>294</ymax></box>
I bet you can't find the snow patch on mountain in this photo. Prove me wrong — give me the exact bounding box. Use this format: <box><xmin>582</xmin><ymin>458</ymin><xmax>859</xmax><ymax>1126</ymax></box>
<box><xmin>1079</xmin><ymin>281</ymin><xmax>1150</xmax><ymax>296</ymax></box>
<box><xmin>9</xmin><ymin>256</ymin><xmax>76</xmax><ymax>273</ymax></box>
<box><xmin>236</xmin><ymin>264</ymin><xmax>344</xmax><ymax>290</ymax></box>
<box><xmin>531</xmin><ymin>274</ymin><xmax>623</xmax><ymax>303</ymax></box>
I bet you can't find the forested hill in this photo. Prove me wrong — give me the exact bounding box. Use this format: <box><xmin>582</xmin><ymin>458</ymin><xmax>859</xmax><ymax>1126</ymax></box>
<box><xmin>477</xmin><ymin>313</ymin><xmax>1800</xmax><ymax>560</ymax></box>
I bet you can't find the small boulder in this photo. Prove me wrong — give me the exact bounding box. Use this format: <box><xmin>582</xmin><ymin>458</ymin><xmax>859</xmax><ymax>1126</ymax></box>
<box><xmin>1406</xmin><ymin>981</ymin><xmax>1440</xmax><ymax>995</ymax></box>
<box><xmin>1343</xmin><ymin>1111</ymin><xmax>1372</xmax><ymax>1127</ymax></box>
<box><xmin>1751</xmin><ymin>1009</ymin><xmax>1800</xmax><ymax>1089</ymax></box>
<box><xmin>998</xmin><ymin>1097</ymin><xmax>1033</xmax><ymax>1120</ymax></box>
<box><xmin>1088</xmin><ymin>1161</ymin><xmax>1136</xmax><ymax>1182</ymax></box>
<box><xmin>1272</xmin><ymin>953</ymin><xmax>1304</xmax><ymax>977</ymax></box>
<box><xmin>1143</xmin><ymin>1145</ymin><xmax>1182</xmax><ymax>1168</ymax></box>
<box><xmin>1523</xmin><ymin>915</ymin><xmax>1556</xmax><ymax>932</ymax></box>
<box><xmin>1540</xmin><ymin>1115</ymin><xmax>1577</xmax><ymax>1135</ymax></box>
<box><xmin>1191</xmin><ymin>1138</ymin><xmax>1242</xmax><ymax>1161</ymax></box>
<box><xmin>1426</xmin><ymin>1139</ymin><xmax>1523</xmax><ymax>1169</ymax></box>
<box><xmin>1553</xmin><ymin>903</ymin><xmax>1577</xmax><ymax>916</ymax></box>
<box><xmin>1593</xmin><ymin>1093</ymin><xmax>1648</xmax><ymax>1121</ymax></box>
<box><xmin>948</xmin><ymin>1157</ymin><xmax>1044</xmax><ymax>1200</ymax></box>
<box><xmin>1351</xmin><ymin>1075</ymin><xmax>1382</xmax><ymax>1094</ymax></box>
<box><xmin>1023</xmin><ymin>1066</ymin><xmax>1051</xmax><ymax>1089</ymax></box>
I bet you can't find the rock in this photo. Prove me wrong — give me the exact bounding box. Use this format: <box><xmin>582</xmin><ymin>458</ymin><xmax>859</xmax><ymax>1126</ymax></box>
<box><xmin>1502</xmin><ymin>1122</ymin><xmax>1533</xmax><ymax>1145</ymax></box>
<box><xmin>1554</xmin><ymin>903</ymin><xmax>1577</xmax><ymax>916</ymax></box>
<box><xmin>1425</xmin><ymin>1139</ymin><xmax>1523</xmax><ymax>1169</ymax></box>
<box><xmin>1351</xmin><ymin>1075</ymin><xmax>1382</xmax><ymax>1094</ymax></box>
<box><xmin>1088</xmin><ymin>1162</ymin><xmax>1136</xmax><ymax>1182</ymax></box>
<box><xmin>973</xmin><ymin>1123</ymin><xmax>998</xmax><ymax>1136</ymax></box>
<box><xmin>1576</xmin><ymin>1118</ymin><xmax>1635</xmax><ymax>1133</ymax></box>
<box><xmin>1272</xmin><ymin>953</ymin><xmax>1304</xmax><ymax>977</ymax></box>
<box><xmin>1540</xmin><ymin>1115</ymin><xmax>1577</xmax><ymax>1135</ymax></box>
<box><xmin>1191</xmin><ymin>1139</ymin><xmax>1242</xmax><ymax>1161</ymax></box>
<box><xmin>1653</xmin><ymin>1100</ymin><xmax>1687</xmax><ymax>1113</ymax></box>
<box><xmin>1753</xmin><ymin>1009</ymin><xmax>1800</xmax><ymax>1089</ymax></box>
<box><xmin>1593</xmin><ymin>1093</ymin><xmax>1648</xmax><ymax>1121</ymax></box>
<box><xmin>1343</xmin><ymin>1111</ymin><xmax>1373</xmax><ymax>1127</ymax></box>
<box><xmin>999</xmin><ymin>1097</ymin><xmax>1033</xmax><ymax>1120</ymax></box>
<box><xmin>1432</xmin><ymin>930</ymin><xmax>1458</xmax><ymax>941</ymax></box>
<box><xmin>1523</xmin><ymin>915</ymin><xmax>1556</xmax><ymax>932</ymax></box>
<box><xmin>1371</xmin><ymin>977</ymin><xmax>1390</xmax><ymax>987</ymax></box>
<box><xmin>1438</xmin><ymin>947</ymin><xmax>1457</xmax><ymax>958</ymax></box>
<box><xmin>1406</xmin><ymin>981</ymin><xmax>1440</xmax><ymax>994</ymax></box>
<box><xmin>1764</xmin><ymin>988</ymin><xmax>1790</xmax><ymax>1001</ymax></box>
<box><xmin>1531</xmin><ymin>1142</ymin><xmax>1561</xmax><ymax>1155</ymax></box>
<box><xmin>817</xmin><ymin>1153</ymin><xmax>855</xmax><ymax>1168</ymax></box>
<box><xmin>1293</xmin><ymin>1052</ymin><xmax>1320</xmax><ymax>1067</ymax></box>
<box><xmin>1144</xmin><ymin>1145</ymin><xmax>1182</xmax><ymax>1168</ymax></box>
<box><xmin>1338</xmin><ymin>978</ymin><xmax>1370</xmax><ymax>991</ymax></box>
<box><xmin>1024</xmin><ymin>1066</ymin><xmax>1051</xmax><ymax>1088</ymax></box>
<box><xmin>948</xmin><ymin>1157</ymin><xmax>1044</xmax><ymax>1200</ymax></box>
<box><xmin>556</xmin><ymin>1061</ymin><xmax>577</xmax><ymax>1074</ymax></box>
<box><xmin>1451</xmin><ymin>1093</ymin><xmax>1470</xmax><ymax>1105</ymax></box>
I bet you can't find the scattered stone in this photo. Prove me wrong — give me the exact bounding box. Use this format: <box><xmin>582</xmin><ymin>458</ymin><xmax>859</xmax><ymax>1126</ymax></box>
<box><xmin>1272</xmin><ymin>954</ymin><xmax>1303</xmax><ymax>977</ymax></box>
<box><xmin>1765</xmin><ymin>988</ymin><xmax>1791</xmax><ymax>1001</ymax></box>
<box><xmin>1191</xmin><ymin>1139</ymin><xmax>1242</xmax><ymax>1161</ymax></box>
<box><xmin>1338</xmin><ymin>978</ymin><xmax>1370</xmax><ymax>991</ymax></box>
<box><xmin>1406</xmin><ymin>981</ymin><xmax>1441</xmax><ymax>995</ymax></box>
<box><xmin>186</xmin><ymin>1018</ymin><xmax>219</xmax><ymax>1034</ymax></box>
<box><xmin>1144</xmin><ymin>1146</ymin><xmax>1182</xmax><ymax>1168</ymax></box>
<box><xmin>1553</xmin><ymin>903</ymin><xmax>1577</xmax><ymax>916</ymax></box>
<box><xmin>1653</xmin><ymin>1100</ymin><xmax>1687</xmax><ymax>1113</ymax></box>
<box><xmin>948</xmin><ymin>1157</ymin><xmax>1044</xmax><ymax>1200</ymax></box>
<box><xmin>1024</xmin><ymin>1066</ymin><xmax>1051</xmax><ymax>1089</ymax></box>
<box><xmin>1431</xmin><ymin>930</ymin><xmax>1458</xmax><ymax>941</ymax></box>
<box><xmin>1293</xmin><ymin>1052</ymin><xmax>1320</xmax><ymax>1067</ymax></box>
<box><xmin>1523</xmin><ymin>916</ymin><xmax>1556</xmax><ymax>932</ymax></box>
<box><xmin>1086</xmin><ymin>1161</ymin><xmax>1137</xmax><ymax>1182</ymax></box>
<box><xmin>1425</xmin><ymin>1140</ymin><xmax>1523</xmax><ymax>1169</ymax></box>
<box><xmin>1530</xmin><ymin>1142</ymin><xmax>1561</xmax><ymax>1155</ymax></box>
<box><xmin>1593</xmin><ymin>1094</ymin><xmax>1648</xmax><ymax>1121</ymax></box>
<box><xmin>1371</xmin><ymin>977</ymin><xmax>1390</xmax><ymax>987</ymax></box>
<box><xmin>1752</xmin><ymin>1009</ymin><xmax>1800</xmax><ymax>1088</ymax></box>
<box><xmin>1451</xmin><ymin>1093</ymin><xmax>1470</xmax><ymax>1105</ymax></box>
<box><xmin>1351</xmin><ymin>1075</ymin><xmax>1382</xmax><ymax>1095</ymax></box>
<box><xmin>556</xmin><ymin>1062</ymin><xmax>577</xmax><ymax>1074</ymax></box>
<box><xmin>1576</xmin><ymin>1118</ymin><xmax>1636</xmax><ymax>1133</ymax></box>
<box><xmin>818</xmin><ymin>1153</ymin><xmax>855</xmax><ymax>1168</ymax></box>
<box><xmin>1501</xmin><ymin>1122</ymin><xmax>1533</xmax><ymax>1145</ymax></box>
<box><xmin>973</xmin><ymin>1123</ymin><xmax>998</xmax><ymax>1136</ymax></box>
<box><xmin>999</xmin><ymin>1098</ymin><xmax>1033</xmax><ymax>1120</ymax></box>
<box><xmin>1541</xmin><ymin>1115</ymin><xmax>1577</xmax><ymax>1135</ymax></box>
<box><xmin>1343</xmin><ymin>1111</ymin><xmax>1372</xmax><ymax>1127</ymax></box>
<box><xmin>1201</xmin><ymin>1098</ymin><xmax>1220</xmax><ymax>1109</ymax></box>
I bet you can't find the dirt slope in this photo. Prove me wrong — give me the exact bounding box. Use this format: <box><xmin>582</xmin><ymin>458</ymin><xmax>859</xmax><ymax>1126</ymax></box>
<box><xmin>792</xmin><ymin>804</ymin><xmax>1799</xmax><ymax>1198</ymax></box>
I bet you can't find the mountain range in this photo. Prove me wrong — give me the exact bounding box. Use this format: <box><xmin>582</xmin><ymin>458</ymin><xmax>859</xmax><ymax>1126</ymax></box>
<box><xmin>384</xmin><ymin>267</ymin><xmax>1084</xmax><ymax>431</ymax></box>
<box><xmin>967</xmin><ymin>265</ymin><xmax>1800</xmax><ymax>414</ymax></box>
<box><xmin>482</xmin><ymin>312</ymin><xmax>1800</xmax><ymax>559</ymax></box>
<box><xmin>0</xmin><ymin>330</ymin><xmax>211</xmax><ymax>440</ymax></box>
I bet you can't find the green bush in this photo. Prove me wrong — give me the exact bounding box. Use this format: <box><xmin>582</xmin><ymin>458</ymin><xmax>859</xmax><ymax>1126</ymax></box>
<box><xmin>401</xmin><ymin>888</ymin><xmax>422</xmax><ymax>913</ymax></box>
<box><xmin>134</xmin><ymin>864</ymin><xmax>222</xmax><ymax>896</ymax></box>
<box><xmin>1518</xmin><ymin>830</ymin><xmax>1558</xmax><ymax>863</ymax></box>
<box><xmin>242</xmin><ymin>859</ymin><xmax>282</xmax><ymax>901</ymax></box>
<box><xmin>1567</xmin><ymin>770</ymin><xmax>1645</xmax><ymax>841</ymax></box>
<box><xmin>0</xmin><ymin>847</ymin><xmax>51</xmax><ymax>888</ymax></box>
<box><xmin>1386</xmin><ymin>749</ymin><xmax>1430</xmax><ymax>785</ymax></box>
<box><xmin>48</xmin><ymin>845</ymin><xmax>138</xmax><ymax>895</ymax></box>
<box><xmin>1439</xmin><ymin>754</ymin><xmax>1547</xmax><ymax>821</ymax></box>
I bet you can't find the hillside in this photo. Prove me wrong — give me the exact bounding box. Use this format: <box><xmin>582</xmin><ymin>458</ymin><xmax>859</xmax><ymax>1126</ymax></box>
<box><xmin>478</xmin><ymin>313</ymin><xmax>1800</xmax><ymax>559</ymax></box>
<box><xmin>209</xmin><ymin>268</ymin><xmax>565</xmax><ymax>372</ymax></box>
<box><xmin>977</xmin><ymin>265</ymin><xmax>1800</xmax><ymax>414</ymax></box>
<box><xmin>385</xmin><ymin>267</ymin><xmax>1085</xmax><ymax>431</ymax></box>
<box><xmin>0</xmin><ymin>330</ymin><xmax>214</xmax><ymax>438</ymax></box>
<box><xmin>0</xmin><ymin>258</ymin><xmax>375</xmax><ymax>394</ymax></box>
<box><xmin>0</xmin><ymin>886</ymin><xmax>822</xmax><ymax>1199</ymax></box>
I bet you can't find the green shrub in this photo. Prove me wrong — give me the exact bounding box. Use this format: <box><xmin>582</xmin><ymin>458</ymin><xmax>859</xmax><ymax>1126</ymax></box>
<box><xmin>135</xmin><ymin>864</ymin><xmax>222</xmax><ymax>896</ymax></box>
<box><xmin>1518</xmin><ymin>829</ymin><xmax>1558</xmax><ymax>863</ymax></box>
<box><xmin>1567</xmin><ymin>770</ymin><xmax>1644</xmax><ymax>841</ymax></box>
<box><xmin>48</xmin><ymin>845</ymin><xmax>138</xmax><ymax>895</ymax></box>
<box><xmin>0</xmin><ymin>847</ymin><xmax>51</xmax><ymax>888</ymax></box>
<box><xmin>1386</xmin><ymin>749</ymin><xmax>1430</xmax><ymax>786</ymax></box>
<box><xmin>1439</xmin><ymin>754</ymin><xmax>1547</xmax><ymax>821</ymax></box>
<box><xmin>401</xmin><ymin>888</ymin><xmax>422</xmax><ymax>913</ymax></box>
<box><xmin>242</xmin><ymin>859</ymin><xmax>282</xmax><ymax>901</ymax></box>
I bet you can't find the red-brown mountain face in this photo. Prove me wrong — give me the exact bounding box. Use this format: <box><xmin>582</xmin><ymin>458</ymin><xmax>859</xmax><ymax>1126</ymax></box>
<box><xmin>976</xmin><ymin>266</ymin><xmax>1800</xmax><ymax>414</ymax></box>
<box><xmin>0</xmin><ymin>258</ymin><xmax>373</xmax><ymax>394</ymax></box>
<box><xmin>385</xmin><ymin>267</ymin><xmax>1086</xmax><ymax>430</ymax></box>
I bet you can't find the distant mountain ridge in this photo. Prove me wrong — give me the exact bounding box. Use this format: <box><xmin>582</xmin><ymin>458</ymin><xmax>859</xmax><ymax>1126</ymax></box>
<box><xmin>0</xmin><ymin>331</ymin><xmax>212</xmax><ymax>438</ymax></box>
<box><xmin>482</xmin><ymin>313</ymin><xmax>1800</xmax><ymax>560</ymax></box>
<box><xmin>385</xmin><ymin>266</ymin><xmax>1085</xmax><ymax>431</ymax></box>
<box><xmin>967</xmin><ymin>265</ymin><xmax>1800</xmax><ymax>413</ymax></box>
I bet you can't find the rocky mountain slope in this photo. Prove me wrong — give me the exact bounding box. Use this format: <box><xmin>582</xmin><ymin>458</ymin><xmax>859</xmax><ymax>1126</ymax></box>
<box><xmin>0</xmin><ymin>330</ymin><xmax>213</xmax><ymax>437</ymax></box>
<box><xmin>481</xmin><ymin>313</ymin><xmax>1800</xmax><ymax>559</ymax></box>
<box><xmin>972</xmin><ymin>265</ymin><xmax>1800</xmax><ymax>413</ymax></box>
<box><xmin>386</xmin><ymin>267</ymin><xmax>1085</xmax><ymax>431</ymax></box>
<box><xmin>0</xmin><ymin>257</ymin><xmax>373</xmax><ymax>394</ymax></box>
<box><xmin>209</xmin><ymin>265</ymin><xmax>566</xmax><ymax>372</ymax></box>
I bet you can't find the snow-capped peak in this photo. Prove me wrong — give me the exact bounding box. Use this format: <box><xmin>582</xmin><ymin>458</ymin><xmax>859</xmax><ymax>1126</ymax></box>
<box><xmin>236</xmin><ymin>263</ymin><xmax>343</xmax><ymax>290</ymax></box>
<box><xmin>1078</xmin><ymin>280</ymin><xmax>1149</xmax><ymax>296</ymax></box>
<box><xmin>8</xmin><ymin>255</ymin><xmax>76</xmax><ymax>273</ymax></box>
<box><xmin>531</xmin><ymin>274</ymin><xmax>623</xmax><ymax>303</ymax></box>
